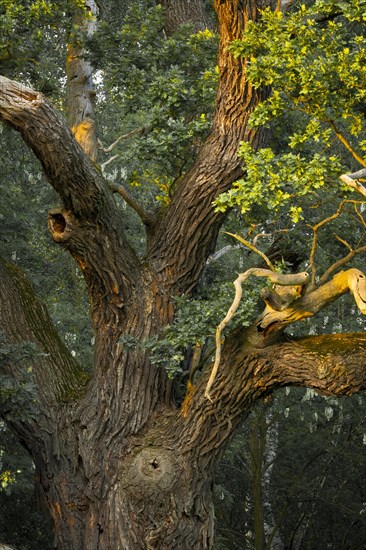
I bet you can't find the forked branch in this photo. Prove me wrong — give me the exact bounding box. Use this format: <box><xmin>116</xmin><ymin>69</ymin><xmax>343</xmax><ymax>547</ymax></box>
<box><xmin>308</xmin><ymin>200</ymin><xmax>366</xmax><ymax>287</ymax></box>
<box><xmin>204</xmin><ymin>268</ymin><xmax>309</xmax><ymax>399</ymax></box>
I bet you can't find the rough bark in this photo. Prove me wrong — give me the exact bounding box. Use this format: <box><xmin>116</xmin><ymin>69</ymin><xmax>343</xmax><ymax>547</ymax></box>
<box><xmin>159</xmin><ymin>0</ymin><xmax>211</xmax><ymax>36</ymax></box>
<box><xmin>0</xmin><ymin>0</ymin><xmax>366</xmax><ymax>548</ymax></box>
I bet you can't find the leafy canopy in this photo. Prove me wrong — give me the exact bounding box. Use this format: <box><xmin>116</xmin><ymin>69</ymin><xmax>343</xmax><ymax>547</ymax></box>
<box><xmin>215</xmin><ymin>0</ymin><xmax>366</xmax><ymax>221</ymax></box>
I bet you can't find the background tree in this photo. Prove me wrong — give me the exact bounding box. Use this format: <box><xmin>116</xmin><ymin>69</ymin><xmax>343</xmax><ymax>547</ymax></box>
<box><xmin>0</xmin><ymin>0</ymin><xmax>365</xmax><ymax>549</ymax></box>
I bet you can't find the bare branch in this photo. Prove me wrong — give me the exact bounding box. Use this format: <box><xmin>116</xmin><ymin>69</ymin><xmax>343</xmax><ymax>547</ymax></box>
<box><xmin>333</xmin><ymin>233</ymin><xmax>352</xmax><ymax>251</ymax></box>
<box><xmin>330</xmin><ymin>121</ymin><xmax>366</xmax><ymax>168</ymax></box>
<box><xmin>225</xmin><ymin>232</ymin><xmax>276</xmax><ymax>271</ymax></box>
<box><xmin>206</xmin><ymin>244</ymin><xmax>241</xmax><ymax>264</ymax></box>
<box><xmin>252</xmin><ymin>229</ymin><xmax>288</xmax><ymax>247</ymax></box>
<box><xmin>308</xmin><ymin>200</ymin><xmax>365</xmax><ymax>288</ymax></box>
<box><xmin>205</xmin><ymin>268</ymin><xmax>309</xmax><ymax>399</ymax></box>
<box><xmin>253</xmin><ymin>268</ymin><xmax>366</xmax><ymax>343</ymax></box>
<box><xmin>98</xmin><ymin>128</ymin><xmax>144</xmax><ymax>153</ymax></box>
<box><xmin>340</xmin><ymin>171</ymin><xmax>366</xmax><ymax>198</ymax></box>
<box><xmin>319</xmin><ymin>245</ymin><xmax>366</xmax><ymax>284</ymax></box>
<box><xmin>101</xmin><ymin>154</ymin><xmax>119</xmax><ymax>171</ymax></box>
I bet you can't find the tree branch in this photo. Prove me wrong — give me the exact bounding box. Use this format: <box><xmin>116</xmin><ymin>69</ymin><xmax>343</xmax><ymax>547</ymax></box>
<box><xmin>340</xmin><ymin>170</ymin><xmax>366</xmax><ymax>198</ymax></box>
<box><xmin>109</xmin><ymin>183</ymin><xmax>156</xmax><ymax>227</ymax></box>
<box><xmin>0</xmin><ymin>76</ymin><xmax>106</xmax><ymax>217</ymax></box>
<box><xmin>0</xmin><ymin>258</ymin><xmax>87</xmax><ymax>411</ymax></box>
<box><xmin>98</xmin><ymin>128</ymin><xmax>144</xmax><ymax>153</ymax></box>
<box><xmin>329</xmin><ymin>121</ymin><xmax>366</xmax><ymax>168</ymax></box>
<box><xmin>205</xmin><ymin>269</ymin><xmax>309</xmax><ymax>399</ymax></box>
<box><xmin>0</xmin><ymin>76</ymin><xmax>141</xmax><ymax>316</ymax></box>
<box><xmin>308</xmin><ymin>200</ymin><xmax>365</xmax><ymax>288</ymax></box>
<box><xmin>175</xmin><ymin>331</ymin><xmax>366</xmax><ymax>473</ymax></box>
<box><xmin>318</xmin><ymin>244</ymin><xmax>366</xmax><ymax>284</ymax></box>
<box><xmin>146</xmin><ymin>0</ymin><xmax>271</xmax><ymax>295</ymax></box>
<box><xmin>253</xmin><ymin>268</ymin><xmax>366</xmax><ymax>342</ymax></box>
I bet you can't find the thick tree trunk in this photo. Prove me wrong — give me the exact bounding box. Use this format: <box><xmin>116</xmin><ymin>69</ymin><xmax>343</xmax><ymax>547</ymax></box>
<box><xmin>1</xmin><ymin>0</ymin><xmax>366</xmax><ymax>547</ymax></box>
<box><xmin>1</xmin><ymin>256</ymin><xmax>366</xmax><ymax>548</ymax></box>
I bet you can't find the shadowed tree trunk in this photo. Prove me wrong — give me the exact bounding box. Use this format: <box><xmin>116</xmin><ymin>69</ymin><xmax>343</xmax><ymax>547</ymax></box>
<box><xmin>0</xmin><ymin>0</ymin><xmax>365</xmax><ymax>548</ymax></box>
<box><xmin>159</xmin><ymin>0</ymin><xmax>211</xmax><ymax>35</ymax></box>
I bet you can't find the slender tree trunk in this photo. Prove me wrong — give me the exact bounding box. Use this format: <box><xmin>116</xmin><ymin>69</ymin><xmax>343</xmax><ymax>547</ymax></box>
<box><xmin>250</xmin><ymin>411</ymin><xmax>266</xmax><ymax>550</ymax></box>
<box><xmin>66</xmin><ymin>1</ymin><xmax>99</xmax><ymax>160</ymax></box>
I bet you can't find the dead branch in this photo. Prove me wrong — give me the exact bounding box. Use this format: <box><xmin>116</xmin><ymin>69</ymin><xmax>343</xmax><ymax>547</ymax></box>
<box><xmin>340</xmin><ymin>170</ymin><xmax>366</xmax><ymax>198</ymax></box>
<box><xmin>319</xmin><ymin>245</ymin><xmax>366</xmax><ymax>284</ymax></box>
<box><xmin>101</xmin><ymin>154</ymin><xmax>119</xmax><ymax>171</ymax></box>
<box><xmin>98</xmin><ymin>128</ymin><xmax>144</xmax><ymax>153</ymax></box>
<box><xmin>308</xmin><ymin>200</ymin><xmax>365</xmax><ymax>288</ymax></box>
<box><xmin>225</xmin><ymin>232</ymin><xmax>275</xmax><ymax>271</ymax></box>
<box><xmin>204</xmin><ymin>268</ymin><xmax>309</xmax><ymax>400</ymax></box>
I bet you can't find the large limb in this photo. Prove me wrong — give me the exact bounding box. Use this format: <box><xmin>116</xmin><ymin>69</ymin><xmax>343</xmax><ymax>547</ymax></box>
<box><xmin>173</xmin><ymin>268</ymin><xmax>366</xmax><ymax>471</ymax></box>
<box><xmin>253</xmin><ymin>268</ymin><xmax>366</xmax><ymax>343</ymax></box>
<box><xmin>0</xmin><ymin>258</ymin><xmax>86</xmax><ymax>412</ymax></box>
<box><xmin>0</xmin><ymin>76</ymin><xmax>141</xmax><ymax>325</ymax></box>
<box><xmin>147</xmin><ymin>0</ymin><xmax>271</xmax><ymax>295</ymax></box>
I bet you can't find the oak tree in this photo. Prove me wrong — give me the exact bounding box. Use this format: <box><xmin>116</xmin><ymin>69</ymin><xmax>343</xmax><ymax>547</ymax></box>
<box><xmin>0</xmin><ymin>0</ymin><xmax>365</xmax><ymax>548</ymax></box>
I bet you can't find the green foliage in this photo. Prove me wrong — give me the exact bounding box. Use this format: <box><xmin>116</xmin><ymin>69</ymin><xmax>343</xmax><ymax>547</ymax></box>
<box><xmin>151</xmin><ymin>283</ymin><xmax>258</xmax><ymax>376</ymax></box>
<box><xmin>120</xmin><ymin>280</ymin><xmax>259</xmax><ymax>379</ymax></box>
<box><xmin>216</xmin><ymin>0</ymin><xmax>366</xmax><ymax>219</ymax></box>
<box><xmin>215</xmin><ymin>142</ymin><xmax>342</xmax><ymax>220</ymax></box>
<box><xmin>0</xmin><ymin>0</ymin><xmax>86</xmax><ymax>95</ymax></box>
<box><xmin>90</xmin><ymin>2</ymin><xmax>218</xmax><ymax>204</ymax></box>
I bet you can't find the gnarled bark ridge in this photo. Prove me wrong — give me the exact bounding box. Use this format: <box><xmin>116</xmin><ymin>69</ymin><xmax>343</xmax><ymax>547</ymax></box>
<box><xmin>0</xmin><ymin>0</ymin><xmax>365</xmax><ymax>548</ymax></box>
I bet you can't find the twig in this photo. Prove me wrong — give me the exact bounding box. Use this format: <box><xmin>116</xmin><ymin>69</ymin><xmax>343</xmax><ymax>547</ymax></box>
<box><xmin>224</xmin><ymin>232</ymin><xmax>276</xmax><ymax>271</ymax></box>
<box><xmin>204</xmin><ymin>268</ymin><xmax>309</xmax><ymax>400</ymax></box>
<box><xmin>330</xmin><ymin>122</ymin><xmax>366</xmax><ymax>168</ymax></box>
<box><xmin>308</xmin><ymin>202</ymin><xmax>346</xmax><ymax>287</ymax></box>
<box><xmin>101</xmin><ymin>154</ymin><xmax>119</xmax><ymax>171</ymax></box>
<box><xmin>98</xmin><ymin>127</ymin><xmax>144</xmax><ymax>153</ymax></box>
<box><xmin>252</xmin><ymin>229</ymin><xmax>288</xmax><ymax>247</ymax></box>
<box><xmin>308</xmin><ymin>200</ymin><xmax>366</xmax><ymax>287</ymax></box>
<box><xmin>109</xmin><ymin>183</ymin><xmax>155</xmax><ymax>227</ymax></box>
<box><xmin>333</xmin><ymin>233</ymin><xmax>352</xmax><ymax>251</ymax></box>
<box><xmin>206</xmin><ymin>245</ymin><xmax>241</xmax><ymax>264</ymax></box>
<box><xmin>353</xmin><ymin>203</ymin><xmax>366</xmax><ymax>228</ymax></box>
<box><xmin>319</xmin><ymin>245</ymin><xmax>366</xmax><ymax>284</ymax></box>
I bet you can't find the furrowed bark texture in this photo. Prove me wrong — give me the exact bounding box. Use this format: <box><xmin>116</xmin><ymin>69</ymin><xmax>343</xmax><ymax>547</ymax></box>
<box><xmin>160</xmin><ymin>0</ymin><xmax>211</xmax><ymax>35</ymax></box>
<box><xmin>0</xmin><ymin>0</ymin><xmax>366</xmax><ymax>548</ymax></box>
